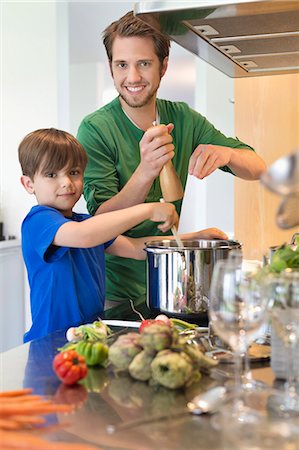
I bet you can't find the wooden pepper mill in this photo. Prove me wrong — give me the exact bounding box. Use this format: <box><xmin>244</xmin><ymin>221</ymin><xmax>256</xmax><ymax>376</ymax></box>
<box><xmin>160</xmin><ymin>161</ymin><xmax>184</xmax><ymax>202</ymax></box>
<box><xmin>152</xmin><ymin>121</ymin><xmax>184</xmax><ymax>202</ymax></box>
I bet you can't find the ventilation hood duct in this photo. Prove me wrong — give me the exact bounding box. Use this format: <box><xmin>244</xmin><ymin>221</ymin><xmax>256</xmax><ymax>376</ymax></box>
<box><xmin>135</xmin><ymin>0</ymin><xmax>299</xmax><ymax>77</ymax></box>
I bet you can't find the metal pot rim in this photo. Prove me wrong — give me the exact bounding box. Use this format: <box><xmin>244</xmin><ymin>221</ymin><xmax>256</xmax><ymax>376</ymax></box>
<box><xmin>145</xmin><ymin>239</ymin><xmax>242</xmax><ymax>252</ymax></box>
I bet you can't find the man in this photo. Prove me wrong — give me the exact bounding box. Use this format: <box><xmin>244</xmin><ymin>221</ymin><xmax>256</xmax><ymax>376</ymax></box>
<box><xmin>77</xmin><ymin>11</ymin><xmax>266</xmax><ymax>319</ymax></box>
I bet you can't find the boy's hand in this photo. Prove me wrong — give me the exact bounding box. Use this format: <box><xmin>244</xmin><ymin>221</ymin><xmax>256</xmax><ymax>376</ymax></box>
<box><xmin>149</xmin><ymin>203</ymin><xmax>178</xmax><ymax>233</ymax></box>
<box><xmin>192</xmin><ymin>228</ymin><xmax>228</xmax><ymax>240</ymax></box>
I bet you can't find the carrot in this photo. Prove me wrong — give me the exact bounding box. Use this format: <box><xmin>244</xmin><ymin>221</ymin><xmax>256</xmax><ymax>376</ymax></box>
<box><xmin>1</xmin><ymin>395</ymin><xmax>44</xmax><ymax>404</ymax></box>
<box><xmin>0</xmin><ymin>418</ymin><xmax>22</xmax><ymax>430</ymax></box>
<box><xmin>9</xmin><ymin>415</ymin><xmax>46</xmax><ymax>425</ymax></box>
<box><xmin>0</xmin><ymin>403</ymin><xmax>73</xmax><ymax>416</ymax></box>
<box><xmin>0</xmin><ymin>389</ymin><xmax>33</xmax><ymax>398</ymax></box>
<box><xmin>0</xmin><ymin>430</ymin><xmax>100</xmax><ymax>449</ymax></box>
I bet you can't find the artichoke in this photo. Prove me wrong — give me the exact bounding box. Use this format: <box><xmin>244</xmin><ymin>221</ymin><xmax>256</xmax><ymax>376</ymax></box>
<box><xmin>109</xmin><ymin>333</ymin><xmax>142</xmax><ymax>370</ymax></box>
<box><xmin>151</xmin><ymin>350</ymin><xmax>193</xmax><ymax>389</ymax></box>
<box><xmin>129</xmin><ymin>350</ymin><xmax>154</xmax><ymax>381</ymax></box>
<box><xmin>140</xmin><ymin>323</ymin><xmax>173</xmax><ymax>354</ymax></box>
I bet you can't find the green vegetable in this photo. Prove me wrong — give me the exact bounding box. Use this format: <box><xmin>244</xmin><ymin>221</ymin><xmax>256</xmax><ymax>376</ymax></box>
<box><xmin>76</xmin><ymin>340</ymin><xmax>109</xmax><ymax>367</ymax></box>
<box><xmin>109</xmin><ymin>333</ymin><xmax>142</xmax><ymax>370</ymax></box>
<box><xmin>267</xmin><ymin>239</ymin><xmax>299</xmax><ymax>273</ymax></box>
<box><xmin>139</xmin><ymin>323</ymin><xmax>173</xmax><ymax>354</ymax></box>
<box><xmin>150</xmin><ymin>350</ymin><xmax>194</xmax><ymax>389</ymax></box>
<box><xmin>169</xmin><ymin>318</ymin><xmax>198</xmax><ymax>330</ymax></box>
<box><xmin>129</xmin><ymin>350</ymin><xmax>154</xmax><ymax>381</ymax></box>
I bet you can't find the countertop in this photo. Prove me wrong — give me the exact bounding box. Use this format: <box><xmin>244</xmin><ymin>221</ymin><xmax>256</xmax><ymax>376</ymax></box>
<box><xmin>1</xmin><ymin>328</ymin><xmax>299</xmax><ymax>449</ymax></box>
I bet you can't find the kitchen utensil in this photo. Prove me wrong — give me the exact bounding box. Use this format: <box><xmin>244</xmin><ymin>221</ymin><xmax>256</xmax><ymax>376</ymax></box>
<box><xmin>160</xmin><ymin>198</ymin><xmax>184</xmax><ymax>247</ymax></box>
<box><xmin>276</xmin><ymin>194</ymin><xmax>299</xmax><ymax>229</ymax></box>
<box><xmin>170</xmin><ymin>224</ymin><xmax>184</xmax><ymax>248</ymax></box>
<box><xmin>102</xmin><ymin>320</ymin><xmax>141</xmax><ymax>328</ymax></box>
<box><xmin>260</xmin><ymin>150</ymin><xmax>299</xmax><ymax>196</ymax></box>
<box><xmin>160</xmin><ymin>161</ymin><xmax>184</xmax><ymax>202</ymax></box>
<box><xmin>145</xmin><ymin>239</ymin><xmax>242</xmax><ymax>324</ymax></box>
<box><xmin>106</xmin><ymin>386</ymin><xmax>226</xmax><ymax>433</ymax></box>
<box><xmin>152</xmin><ymin>121</ymin><xmax>184</xmax><ymax>202</ymax></box>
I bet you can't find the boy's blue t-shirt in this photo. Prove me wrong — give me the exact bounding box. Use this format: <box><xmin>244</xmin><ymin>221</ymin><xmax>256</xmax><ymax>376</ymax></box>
<box><xmin>22</xmin><ymin>205</ymin><xmax>115</xmax><ymax>343</ymax></box>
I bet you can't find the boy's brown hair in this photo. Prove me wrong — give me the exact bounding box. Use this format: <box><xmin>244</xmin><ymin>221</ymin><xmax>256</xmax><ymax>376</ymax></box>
<box><xmin>103</xmin><ymin>11</ymin><xmax>170</xmax><ymax>67</ymax></box>
<box><xmin>18</xmin><ymin>128</ymin><xmax>88</xmax><ymax>180</ymax></box>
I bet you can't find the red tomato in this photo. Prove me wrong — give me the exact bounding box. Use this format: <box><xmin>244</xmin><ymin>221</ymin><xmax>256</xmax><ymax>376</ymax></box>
<box><xmin>139</xmin><ymin>319</ymin><xmax>166</xmax><ymax>332</ymax></box>
<box><xmin>53</xmin><ymin>350</ymin><xmax>88</xmax><ymax>385</ymax></box>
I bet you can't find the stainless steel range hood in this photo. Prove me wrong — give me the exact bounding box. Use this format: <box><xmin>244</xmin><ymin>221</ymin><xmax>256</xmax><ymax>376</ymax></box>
<box><xmin>135</xmin><ymin>0</ymin><xmax>299</xmax><ymax>78</ymax></box>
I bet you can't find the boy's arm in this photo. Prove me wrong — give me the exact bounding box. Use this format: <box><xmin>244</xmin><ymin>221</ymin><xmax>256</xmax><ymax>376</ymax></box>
<box><xmin>52</xmin><ymin>203</ymin><xmax>178</xmax><ymax>248</ymax></box>
<box><xmin>106</xmin><ymin>228</ymin><xmax>229</xmax><ymax>260</ymax></box>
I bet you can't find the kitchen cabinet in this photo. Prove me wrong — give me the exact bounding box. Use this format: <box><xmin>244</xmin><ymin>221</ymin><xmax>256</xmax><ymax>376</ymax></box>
<box><xmin>0</xmin><ymin>240</ymin><xmax>25</xmax><ymax>352</ymax></box>
<box><xmin>234</xmin><ymin>73</ymin><xmax>299</xmax><ymax>259</ymax></box>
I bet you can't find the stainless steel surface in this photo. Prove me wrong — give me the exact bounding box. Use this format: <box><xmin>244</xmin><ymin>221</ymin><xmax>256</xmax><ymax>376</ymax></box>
<box><xmin>135</xmin><ymin>1</ymin><xmax>299</xmax><ymax>78</ymax></box>
<box><xmin>2</xmin><ymin>328</ymin><xmax>294</xmax><ymax>449</ymax></box>
<box><xmin>145</xmin><ymin>239</ymin><xmax>242</xmax><ymax>322</ymax></box>
<box><xmin>107</xmin><ymin>386</ymin><xmax>226</xmax><ymax>433</ymax></box>
<box><xmin>187</xmin><ymin>385</ymin><xmax>226</xmax><ymax>414</ymax></box>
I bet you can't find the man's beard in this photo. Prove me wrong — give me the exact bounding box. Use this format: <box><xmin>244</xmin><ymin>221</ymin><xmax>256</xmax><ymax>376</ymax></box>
<box><xmin>118</xmin><ymin>89</ymin><xmax>157</xmax><ymax>108</ymax></box>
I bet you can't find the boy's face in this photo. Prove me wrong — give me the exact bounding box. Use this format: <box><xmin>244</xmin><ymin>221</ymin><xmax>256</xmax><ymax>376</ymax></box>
<box><xmin>21</xmin><ymin>166</ymin><xmax>83</xmax><ymax>217</ymax></box>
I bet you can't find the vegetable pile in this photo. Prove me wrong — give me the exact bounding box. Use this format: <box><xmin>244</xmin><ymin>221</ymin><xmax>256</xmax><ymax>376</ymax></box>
<box><xmin>59</xmin><ymin>321</ymin><xmax>111</xmax><ymax>368</ymax></box>
<box><xmin>264</xmin><ymin>235</ymin><xmax>299</xmax><ymax>273</ymax></box>
<box><xmin>108</xmin><ymin>315</ymin><xmax>217</xmax><ymax>390</ymax></box>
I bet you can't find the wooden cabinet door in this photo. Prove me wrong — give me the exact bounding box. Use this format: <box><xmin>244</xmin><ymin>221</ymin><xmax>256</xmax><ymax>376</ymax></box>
<box><xmin>234</xmin><ymin>74</ymin><xmax>299</xmax><ymax>260</ymax></box>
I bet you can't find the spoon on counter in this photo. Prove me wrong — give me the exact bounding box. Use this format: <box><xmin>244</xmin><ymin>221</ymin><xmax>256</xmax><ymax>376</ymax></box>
<box><xmin>106</xmin><ymin>386</ymin><xmax>226</xmax><ymax>434</ymax></box>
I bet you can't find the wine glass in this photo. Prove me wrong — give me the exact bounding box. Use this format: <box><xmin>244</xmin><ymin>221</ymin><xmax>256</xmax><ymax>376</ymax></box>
<box><xmin>209</xmin><ymin>258</ymin><xmax>269</xmax><ymax>422</ymax></box>
<box><xmin>267</xmin><ymin>269</ymin><xmax>299</xmax><ymax>417</ymax></box>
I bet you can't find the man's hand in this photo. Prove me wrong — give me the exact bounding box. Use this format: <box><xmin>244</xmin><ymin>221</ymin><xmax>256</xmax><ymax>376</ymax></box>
<box><xmin>138</xmin><ymin>123</ymin><xmax>175</xmax><ymax>182</ymax></box>
<box><xmin>188</xmin><ymin>144</ymin><xmax>232</xmax><ymax>180</ymax></box>
<box><xmin>188</xmin><ymin>143</ymin><xmax>267</xmax><ymax>180</ymax></box>
<box><xmin>148</xmin><ymin>202</ymin><xmax>178</xmax><ymax>233</ymax></box>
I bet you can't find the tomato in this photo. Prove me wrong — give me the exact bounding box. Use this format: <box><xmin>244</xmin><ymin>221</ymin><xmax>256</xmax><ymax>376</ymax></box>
<box><xmin>139</xmin><ymin>319</ymin><xmax>166</xmax><ymax>332</ymax></box>
<box><xmin>53</xmin><ymin>350</ymin><xmax>88</xmax><ymax>385</ymax></box>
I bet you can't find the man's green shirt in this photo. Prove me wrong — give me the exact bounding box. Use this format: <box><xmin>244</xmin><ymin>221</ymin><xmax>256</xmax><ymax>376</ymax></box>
<box><xmin>77</xmin><ymin>97</ymin><xmax>254</xmax><ymax>317</ymax></box>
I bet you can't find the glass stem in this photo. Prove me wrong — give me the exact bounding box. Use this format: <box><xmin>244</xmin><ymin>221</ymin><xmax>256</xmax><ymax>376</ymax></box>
<box><xmin>232</xmin><ymin>350</ymin><xmax>244</xmax><ymax>417</ymax></box>
<box><xmin>286</xmin><ymin>343</ymin><xmax>297</xmax><ymax>407</ymax></box>
<box><xmin>234</xmin><ymin>350</ymin><xmax>242</xmax><ymax>393</ymax></box>
<box><xmin>241</xmin><ymin>350</ymin><xmax>251</xmax><ymax>385</ymax></box>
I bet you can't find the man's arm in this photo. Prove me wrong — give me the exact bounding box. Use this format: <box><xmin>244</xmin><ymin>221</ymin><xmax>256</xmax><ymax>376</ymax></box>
<box><xmin>107</xmin><ymin>227</ymin><xmax>229</xmax><ymax>260</ymax></box>
<box><xmin>188</xmin><ymin>144</ymin><xmax>266</xmax><ymax>180</ymax></box>
<box><xmin>97</xmin><ymin>124</ymin><xmax>174</xmax><ymax>214</ymax></box>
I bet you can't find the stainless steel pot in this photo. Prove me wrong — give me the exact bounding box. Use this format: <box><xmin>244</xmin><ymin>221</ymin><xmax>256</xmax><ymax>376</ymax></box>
<box><xmin>145</xmin><ymin>239</ymin><xmax>242</xmax><ymax>325</ymax></box>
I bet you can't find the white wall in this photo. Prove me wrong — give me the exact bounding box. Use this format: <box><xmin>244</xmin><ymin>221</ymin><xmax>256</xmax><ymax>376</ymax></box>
<box><xmin>179</xmin><ymin>59</ymin><xmax>235</xmax><ymax>236</ymax></box>
<box><xmin>2</xmin><ymin>2</ymin><xmax>69</xmax><ymax>239</ymax></box>
<box><xmin>1</xmin><ymin>1</ymin><xmax>235</xmax><ymax>239</ymax></box>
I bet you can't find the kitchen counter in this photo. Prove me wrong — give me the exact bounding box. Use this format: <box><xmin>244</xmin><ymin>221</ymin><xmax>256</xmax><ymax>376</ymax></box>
<box><xmin>1</xmin><ymin>329</ymin><xmax>299</xmax><ymax>449</ymax></box>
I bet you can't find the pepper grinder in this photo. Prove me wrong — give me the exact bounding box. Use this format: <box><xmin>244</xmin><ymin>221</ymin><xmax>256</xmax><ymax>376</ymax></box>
<box><xmin>153</xmin><ymin>121</ymin><xmax>184</xmax><ymax>202</ymax></box>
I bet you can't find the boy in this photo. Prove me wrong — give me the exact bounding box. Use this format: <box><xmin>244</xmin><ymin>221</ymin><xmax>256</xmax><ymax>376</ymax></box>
<box><xmin>19</xmin><ymin>128</ymin><xmax>226</xmax><ymax>342</ymax></box>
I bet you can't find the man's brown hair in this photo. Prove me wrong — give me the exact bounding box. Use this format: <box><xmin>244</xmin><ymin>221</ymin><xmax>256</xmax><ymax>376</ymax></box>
<box><xmin>103</xmin><ymin>11</ymin><xmax>170</xmax><ymax>67</ymax></box>
<box><xmin>18</xmin><ymin>128</ymin><xmax>88</xmax><ymax>180</ymax></box>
